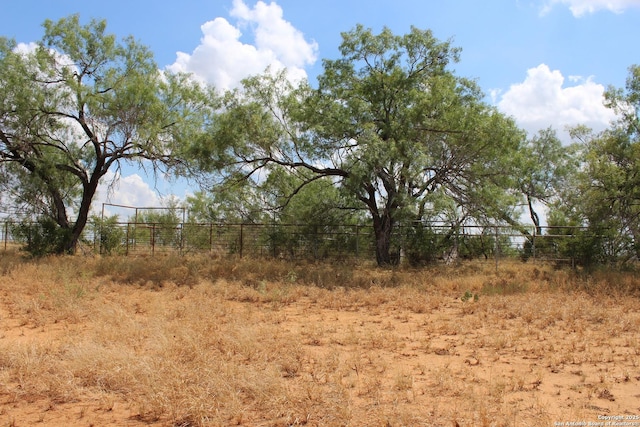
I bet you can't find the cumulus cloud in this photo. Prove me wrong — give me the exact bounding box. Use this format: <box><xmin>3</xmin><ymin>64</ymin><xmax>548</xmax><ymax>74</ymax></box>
<box><xmin>496</xmin><ymin>64</ymin><xmax>617</xmax><ymax>139</ymax></box>
<box><xmin>540</xmin><ymin>0</ymin><xmax>640</xmax><ymax>16</ymax></box>
<box><xmin>167</xmin><ymin>0</ymin><xmax>318</xmax><ymax>90</ymax></box>
<box><xmin>93</xmin><ymin>172</ymin><xmax>163</xmax><ymax>218</ymax></box>
<box><xmin>14</xmin><ymin>42</ymin><xmax>38</xmax><ymax>55</ymax></box>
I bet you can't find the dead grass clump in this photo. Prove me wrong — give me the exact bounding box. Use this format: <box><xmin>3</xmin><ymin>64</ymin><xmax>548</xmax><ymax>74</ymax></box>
<box><xmin>481</xmin><ymin>277</ymin><xmax>529</xmax><ymax>296</ymax></box>
<box><xmin>578</xmin><ymin>269</ymin><xmax>640</xmax><ymax>296</ymax></box>
<box><xmin>1</xmin><ymin>260</ymin><xmax>97</xmax><ymax>327</ymax></box>
<box><xmin>0</xmin><ymin>341</ymin><xmax>78</xmax><ymax>404</ymax></box>
<box><xmin>0</xmin><ymin>249</ymin><xmax>26</xmax><ymax>276</ymax></box>
<box><xmin>94</xmin><ymin>254</ymin><xmax>199</xmax><ymax>287</ymax></box>
<box><xmin>199</xmin><ymin>257</ymin><xmax>410</xmax><ymax>289</ymax></box>
<box><xmin>197</xmin><ymin>256</ymin><xmax>295</xmax><ymax>284</ymax></box>
<box><xmin>61</xmin><ymin>341</ymin><xmax>147</xmax><ymax>395</ymax></box>
<box><xmin>393</xmin><ymin>286</ymin><xmax>444</xmax><ymax>313</ymax></box>
<box><xmin>213</xmin><ymin>278</ymin><xmax>302</xmax><ymax>306</ymax></box>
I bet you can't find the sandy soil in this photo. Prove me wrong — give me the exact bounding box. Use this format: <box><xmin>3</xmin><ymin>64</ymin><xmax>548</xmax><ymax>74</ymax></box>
<box><xmin>0</xmin><ymin>265</ymin><xmax>639</xmax><ymax>426</ymax></box>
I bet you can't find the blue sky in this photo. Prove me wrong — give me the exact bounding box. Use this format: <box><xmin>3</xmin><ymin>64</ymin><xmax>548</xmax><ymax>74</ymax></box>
<box><xmin>2</xmin><ymin>0</ymin><xmax>639</xmax><ymax>215</ymax></box>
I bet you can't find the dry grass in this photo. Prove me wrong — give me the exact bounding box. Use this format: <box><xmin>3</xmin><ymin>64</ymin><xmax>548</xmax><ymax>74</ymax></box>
<box><xmin>0</xmin><ymin>250</ymin><xmax>639</xmax><ymax>426</ymax></box>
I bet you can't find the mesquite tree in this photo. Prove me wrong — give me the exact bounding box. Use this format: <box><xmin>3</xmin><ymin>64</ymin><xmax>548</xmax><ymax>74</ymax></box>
<box><xmin>559</xmin><ymin>65</ymin><xmax>640</xmax><ymax>261</ymax></box>
<box><xmin>193</xmin><ymin>25</ymin><xmax>524</xmax><ymax>265</ymax></box>
<box><xmin>0</xmin><ymin>15</ymin><xmax>211</xmax><ymax>254</ymax></box>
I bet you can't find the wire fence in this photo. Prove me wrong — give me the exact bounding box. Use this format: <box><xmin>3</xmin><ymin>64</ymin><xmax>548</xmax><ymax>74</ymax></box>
<box><xmin>1</xmin><ymin>219</ymin><xmax>622</xmax><ymax>266</ymax></box>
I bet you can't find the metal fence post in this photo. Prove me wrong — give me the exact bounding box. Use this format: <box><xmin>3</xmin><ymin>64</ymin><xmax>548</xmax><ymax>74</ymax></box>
<box><xmin>179</xmin><ymin>223</ymin><xmax>184</xmax><ymax>255</ymax></box>
<box><xmin>494</xmin><ymin>226</ymin><xmax>499</xmax><ymax>272</ymax></box>
<box><xmin>151</xmin><ymin>224</ymin><xmax>155</xmax><ymax>256</ymax></box>
<box><xmin>571</xmin><ymin>232</ymin><xmax>576</xmax><ymax>269</ymax></box>
<box><xmin>209</xmin><ymin>223</ymin><xmax>213</xmax><ymax>252</ymax></box>
<box><xmin>355</xmin><ymin>225</ymin><xmax>360</xmax><ymax>259</ymax></box>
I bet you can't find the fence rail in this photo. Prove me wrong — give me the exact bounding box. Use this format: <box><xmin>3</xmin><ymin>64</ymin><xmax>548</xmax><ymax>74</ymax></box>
<box><xmin>2</xmin><ymin>219</ymin><xmax>623</xmax><ymax>266</ymax></box>
<box><xmin>90</xmin><ymin>222</ymin><xmax>378</xmax><ymax>259</ymax></box>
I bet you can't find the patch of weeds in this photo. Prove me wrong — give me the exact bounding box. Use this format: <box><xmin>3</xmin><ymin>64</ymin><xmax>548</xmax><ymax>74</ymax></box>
<box><xmin>285</xmin><ymin>270</ymin><xmax>298</xmax><ymax>283</ymax></box>
<box><xmin>256</xmin><ymin>280</ymin><xmax>267</xmax><ymax>293</ymax></box>
<box><xmin>461</xmin><ymin>290</ymin><xmax>479</xmax><ymax>302</ymax></box>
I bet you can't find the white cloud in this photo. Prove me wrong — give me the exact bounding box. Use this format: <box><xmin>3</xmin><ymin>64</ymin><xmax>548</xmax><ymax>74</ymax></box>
<box><xmin>93</xmin><ymin>172</ymin><xmax>163</xmax><ymax>218</ymax></box>
<box><xmin>541</xmin><ymin>0</ymin><xmax>640</xmax><ymax>16</ymax></box>
<box><xmin>14</xmin><ymin>42</ymin><xmax>38</xmax><ymax>55</ymax></box>
<box><xmin>167</xmin><ymin>0</ymin><xmax>318</xmax><ymax>90</ymax></box>
<box><xmin>230</xmin><ymin>0</ymin><xmax>317</xmax><ymax>66</ymax></box>
<box><xmin>496</xmin><ymin>64</ymin><xmax>617</xmax><ymax>139</ymax></box>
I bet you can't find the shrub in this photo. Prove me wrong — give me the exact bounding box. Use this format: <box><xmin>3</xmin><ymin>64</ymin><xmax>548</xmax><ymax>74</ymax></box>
<box><xmin>90</xmin><ymin>215</ymin><xmax>126</xmax><ymax>255</ymax></box>
<box><xmin>11</xmin><ymin>217</ymin><xmax>72</xmax><ymax>256</ymax></box>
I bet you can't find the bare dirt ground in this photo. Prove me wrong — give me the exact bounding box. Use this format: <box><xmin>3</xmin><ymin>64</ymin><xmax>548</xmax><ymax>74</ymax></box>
<box><xmin>0</xmin><ymin>254</ymin><xmax>639</xmax><ymax>426</ymax></box>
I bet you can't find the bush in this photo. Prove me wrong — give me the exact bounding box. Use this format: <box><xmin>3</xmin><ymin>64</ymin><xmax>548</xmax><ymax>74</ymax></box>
<box><xmin>402</xmin><ymin>225</ymin><xmax>499</xmax><ymax>266</ymax></box>
<box><xmin>11</xmin><ymin>217</ymin><xmax>72</xmax><ymax>256</ymax></box>
<box><xmin>403</xmin><ymin>225</ymin><xmax>443</xmax><ymax>266</ymax></box>
<box><xmin>90</xmin><ymin>215</ymin><xmax>126</xmax><ymax>255</ymax></box>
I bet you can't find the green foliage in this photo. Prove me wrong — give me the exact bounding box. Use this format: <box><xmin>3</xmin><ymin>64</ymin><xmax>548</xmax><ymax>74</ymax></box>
<box><xmin>461</xmin><ymin>290</ymin><xmax>479</xmax><ymax>302</ymax></box>
<box><xmin>548</xmin><ymin>65</ymin><xmax>640</xmax><ymax>265</ymax></box>
<box><xmin>11</xmin><ymin>217</ymin><xmax>72</xmax><ymax>257</ymax></box>
<box><xmin>184</xmin><ymin>187</ymin><xmax>270</xmax><ymax>253</ymax></box>
<box><xmin>402</xmin><ymin>224</ymin><xmax>505</xmax><ymax>266</ymax></box>
<box><xmin>262</xmin><ymin>223</ymin><xmax>365</xmax><ymax>260</ymax></box>
<box><xmin>313</xmin><ymin>26</ymin><xmax>525</xmax><ymax>241</ymax></box>
<box><xmin>185</xmin><ymin>186</ymin><xmax>267</xmax><ymax>224</ymax></box>
<box><xmin>0</xmin><ymin>15</ymin><xmax>213</xmax><ymax>254</ymax></box>
<box><xmin>190</xmin><ymin>25</ymin><xmax>525</xmax><ymax>265</ymax></box>
<box><xmin>89</xmin><ymin>215</ymin><xmax>125</xmax><ymax>255</ymax></box>
<box><xmin>402</xmin><ymin>225</ymin><xmax>446</xmax><ymax>265</ymax></box>
<box><xmin>260</xmin><ymin>170</ymin><xmax>365</xmax><ymax>259</ymax></box>
<box><xmin>181</xmin><ymin>223</ymin><xmax>213</xmax><ymax>251</ymax></box>
<box><xmin>514</xmin><ymin>128</ymin><xmax>577</xmax><ymax>232</ymax></box>
<box><xmin>543</xmin><ymin>205</ymin><xmax>624</xmax><ymax>266</ymax></box>
<box><xmin>132</xmin><ymin>204</ymin><xmax>183</xmax><ymax>248</ymax></box>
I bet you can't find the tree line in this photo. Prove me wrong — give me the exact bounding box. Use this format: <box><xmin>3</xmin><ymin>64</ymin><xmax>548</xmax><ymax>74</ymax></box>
<box><xmin>1</xmin><ymin>15</ymin><xmax>638</xmax><ymax>265</ymax></box>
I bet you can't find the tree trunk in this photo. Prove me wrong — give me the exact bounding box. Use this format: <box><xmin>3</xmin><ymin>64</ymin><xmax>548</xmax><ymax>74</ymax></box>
<box><xmin>64</xmin><ymin>220</ymin><xmax>84</xmax><ymax>254</ymax></box>
<box><xmin>63</xmin><ymin>175</ymin><xmax>101</xmax><ymax>254</ymax></box>
<box><xmin>372</xmin><ymin>212</ymin><xmax>395</xmax><ymax>266</ymax></box>
<box><xmin>41</xmin><ymin>181</ymin><xmax>75</xmax><ymax>254</ymax></box>
<box><xmin>527</xmin><ymin>195</ymin><xmax>542</xmax><ymax>235</ymax></box>
<box><xmin>64</xmin><ymin>173</ymin><xmax>102</xmax><ymax>254</ymax></box>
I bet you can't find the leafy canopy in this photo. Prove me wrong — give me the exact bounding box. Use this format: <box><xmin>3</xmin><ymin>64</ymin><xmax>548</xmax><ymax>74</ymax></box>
<box><xmin>0</xmin><ymin>15</ymin><xmax>214</xmax><ymax>254</ymax></box>
<box><xmin>191</xmin><ymin>25</ymin><xmax>525</xmax><ymax>265</ymax></box>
